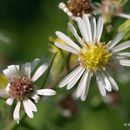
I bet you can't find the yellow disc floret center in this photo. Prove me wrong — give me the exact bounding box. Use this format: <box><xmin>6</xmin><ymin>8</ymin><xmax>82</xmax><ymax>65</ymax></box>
<box><xmin>79</xmin><ymin>42</ymin><xmax>112</xmax><ymax>72</ymax></box>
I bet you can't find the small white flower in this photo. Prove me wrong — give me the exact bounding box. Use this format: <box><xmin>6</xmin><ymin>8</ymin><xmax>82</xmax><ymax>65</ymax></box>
<box><xmin>54</xmin><ymin>14</ymin><xmax>130</xmax><ymax>101</ymax></box>
<box><xmin>0</xmin><ymin>58</ymin><xmax>56</xmax><ymax>123</ymax></box>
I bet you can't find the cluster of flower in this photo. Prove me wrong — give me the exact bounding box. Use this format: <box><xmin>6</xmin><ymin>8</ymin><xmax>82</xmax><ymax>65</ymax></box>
<box><xmin>0</xmin><ymin>0</ymin><xmax>130</xmax><ymax>124</ymax></box>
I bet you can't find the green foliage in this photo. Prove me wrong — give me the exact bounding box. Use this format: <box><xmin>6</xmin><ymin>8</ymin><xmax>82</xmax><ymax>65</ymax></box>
<box><xmin>118</xmin><ymin>19</ymin><xmax>130</xmax><ymax>41</ymax></box>
<box><xmin>40</xmin><ymin>53</ymin><xmax>57</xmax><ymax>89</ymax></box>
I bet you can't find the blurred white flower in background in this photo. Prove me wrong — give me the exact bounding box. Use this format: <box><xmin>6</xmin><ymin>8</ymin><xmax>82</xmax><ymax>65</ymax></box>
<box><xmin>92</xmin><ymin>0</ymin><xmax>130</xmax><ymax>23</ymax></box>
<box><xmin>0</xmin><ymin>33</ymin><xmax>10</xmax><ymax>44</ymax></box>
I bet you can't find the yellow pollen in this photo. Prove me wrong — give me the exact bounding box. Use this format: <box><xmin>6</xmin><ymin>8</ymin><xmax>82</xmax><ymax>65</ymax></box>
<box><xmin>79</xmin><ymin>42</ymin><xmax>112</xmax><ymax>72</ymax></box>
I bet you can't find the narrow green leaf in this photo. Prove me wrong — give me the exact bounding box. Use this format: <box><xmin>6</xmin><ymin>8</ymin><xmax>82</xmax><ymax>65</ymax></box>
<box><xmin>40</xmin><ymin>53</ymin><xmax>57</xmax><ymax>89</ymax></box>
<box><xmin>117</xmin><ymin>19</ymin><xmax>130</xmax><ymax>41</ymax></box>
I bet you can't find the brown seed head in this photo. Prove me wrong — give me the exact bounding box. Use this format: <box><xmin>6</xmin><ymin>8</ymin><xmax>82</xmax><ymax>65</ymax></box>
<box><xmin>9</xmin><ymin>77</ymin><xmax>34</xmax><ymax>100</ymax></box>
<box><xmin>67</xmin><ymin>0</ymin><xmax>93</xmax><ymax>17</ymax></box>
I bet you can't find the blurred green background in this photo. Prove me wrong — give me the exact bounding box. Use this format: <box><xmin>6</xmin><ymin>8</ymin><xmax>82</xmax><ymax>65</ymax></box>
<box><xmin>0</xmin><ymin>0</ymin><xmax>130</xmax><ymax>130</ymax></box>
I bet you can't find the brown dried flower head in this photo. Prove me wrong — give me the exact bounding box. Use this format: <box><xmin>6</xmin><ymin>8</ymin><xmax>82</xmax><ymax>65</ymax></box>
<box><xmin>67</xmin><ymin>0</ymin><xmax>93</xmax><ymax>17</ymax></box>
<box><xmin>9</xmin><ymin>77</ymin><xmax>34</xmax><ymax>100</ymax></box>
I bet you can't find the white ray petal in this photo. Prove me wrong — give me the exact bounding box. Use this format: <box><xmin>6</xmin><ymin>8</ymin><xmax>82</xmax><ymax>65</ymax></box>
<box><xmin>91</xmin><ymin>17</ymin><xmax>96</xmax><ymax>42</ymax></box>
<box><xmin>58</xmin><ymin>2</ymin><xmax>74</xmax><ymax>18</ymax></box>
<box><xmin>6</xmin><ymin>97</ymin><xmax>14</xmax><ymax>106</ymax></box>
<box><xmin>26</xmin><ymin>99</ymin><xmax>37</xmax><ymax>112</ymax></box>
<box><xmin>117</xmin><ymin>59</ymin><xmax>130</xmax><ymax>66</ymax></box>
<box><xmin>100</xmin><ymin>71</ymin><xmax>112</xmax><ymax>92</ymax></box>
<box><xmin>117</xmin><ymin>13</ymin><xmax>130</xmax><ymax>19</ymax></box>
<box><xmin>32</xmin><ymin>94</ymin><xmax>40</xmax><ymax>103</ymax></box>
<box><xmin>76</xmin><ymin>17</ymin><xmax>89</xmax><ymax>43</ymax></box>
<box><xmin>68</xmin><ymin>23</ymin><xmax>84</xmax><ymax>46</ymax></box>
<box><xmin>0</xmin><ymin>89</ymin><xmax>9</xmax><ymax>98</ymax></box>
<box><xmin>81</xmin><ymin>71</ymin><xmax>92</xmax><ymax>101</ymax></box>
<box><xmin>32</xmin><ymin>64</ymin><xmax>48</xmax><ymax>82</ymax></box>
<box><xmin>76</xmin><ymin>71</ymin><xmax>88</xmax><ymax>98</ymax></box>
<box><xmin>115</xmin><ymin>52</ymin><xmax>130</xmax><ymax>57</ymax></box>
<box><xmin>76</xmin><ymin>71</ymin><xmax>92</xmax><ymax>100</ymax></box>
<box><xmin>13</xmin><ymin>101</ymin><xmax>21</xmax><ymax>124</ymax></box>
<box><xmin>8</xmin><ymin>65</ymin><xmax>19</xmax><ymax>78</ymax></box>
<box><xmin>58</xmin><ymin>2</ymin><xmax>66</xmax><ymax>9</ymax></box>
<box><xmin>6</xmin><ymin>83</ymin><xmax>10</xmax><ymax>93</ymax></box>
<box><xmin>37</xmin><ymin>89</ymin><xmax>56</xmax><ymax>96</ymax></box>
<box><xmin>67</xmin><ymin>11</ymin><xmax>73</xmax><ymax>17</ymax></box>
<box><xmin>114</xmin><ymin>56</ymin><xmax>126</xmax><ymax>59</ymax></box>
<box><xmin>59</xmin><ymin>66</ymin><xmax>83</xmax><ymax>88</ymax></box>
<box><xmin>23</xmin><ymin>100</ymin><xmax>33</xmax><ymax>118</ymax></box>
<box><xmin>62</xmin><ymin>6</ymin><xmax>69</xmax><ymax>13</ymax></box>
<box><xmin>15</xmin><ymin>65</ymin><xmax>19</xmax><ymax>71</ymax></box>
<box><xmin>111</xmin><ymin>40</ymin><xmax>130</xmax><ymax>53</ymax></box>
<box><xmin>66</xmin><ymin>68</ymin><xmax>85</xmax><ymax>90</ymax></box>
<box><xmin>55</xmin><ymin>31</ymin><xmax>80</xmax><ymax>51</ymax></box>
<box><xmin>22</xmin><ymin>63</ymin><xmax>31</xmax><ymax>78</ymax></box>
<box><xmin>104</xmin><ymin>76</ymin><xmax>112</xmax><ymax>92</ymax></box>
<box><xmin>3</xmin><ymin>69</ymin><xmax>13</xmax><ymax>82</ymax></box>
<box><xmin>104</xmin><ymin>71</ymin><xmax>118</xmax><ymax>91</ymax></box>
<box><xmin>96</xmin><ymin>72</ymin><xmax>106</xmax><ymax>96</ymax></box>
<box><xmin>54</xmin><ymin>42</ymin><xmax>78</xmax><ymax>54</ymax></box>
<box><xmin>83</xmin><ymin>14</ymin><xmax>92</xmax><ymax>42</ymax></box>
<box><xmin>96</xmin><ymin>17</ymin><xmax>103</xmax><ymax>42</ymax></box>
<box><xmin>108</xmin><ymin>32</ymin><xmax>124</xmax><ymax>49</ymax></box>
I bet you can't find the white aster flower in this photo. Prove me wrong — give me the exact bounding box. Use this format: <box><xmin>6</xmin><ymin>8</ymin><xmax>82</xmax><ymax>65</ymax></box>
<box><xmin>0</xmin><ymin>58</ymin><xmax>56</xmax><ymax>123</ymax></box>
<box><xmin>54</xmin><ymin>14</ymin><xmax>130</xmax><ymax>101</ymax></box>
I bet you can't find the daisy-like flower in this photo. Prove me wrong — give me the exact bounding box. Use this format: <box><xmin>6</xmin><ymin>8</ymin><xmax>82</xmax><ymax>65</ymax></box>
<box><xmin>54</xmin><ymin>14</ymin><xmax>130</xmax><ymax>101</ymax></box>
<box><xmin>92</xmin><ymin>0</ymin><xmax>130</xmax><ymax>23</ymax></box>
<box><xmin>58</xmin><ymin>0</ymin><xmax>93</xmax><ymax>20</ymax></box>
<box><xmin>0</xmin><ymin>59</ymin><xmax>56</xmax><ymax>123</ymax></box>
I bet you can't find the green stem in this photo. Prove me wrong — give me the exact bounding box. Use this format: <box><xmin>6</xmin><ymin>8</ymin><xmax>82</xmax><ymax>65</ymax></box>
<box><xmin>7</xmin><ymin>112</ymin><xmax>26</xmax><ymax>130</ymax></box>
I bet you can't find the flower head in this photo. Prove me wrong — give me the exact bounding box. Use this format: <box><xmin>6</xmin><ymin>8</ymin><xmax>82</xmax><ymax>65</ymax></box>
<box><xmin>0</xmin><ymin>59</ymin><xmax>56</xmax><ymax>123</ymax></box>
<box><xmin>54</xmin><ymin>14</ymin><xmax>130</xmax><ymax>101</ymax></box>
<box><xmin>79</xmin><ymin>41</ymin><xmax>112</xmax><ymax>72</ymax></box>
<box><xmin>67</xmin><ymin>0</ymin><xmax>93</xmax><ymax>17</ymax></box>
<box><xmin>58</xmin><ymin>0</ymin><xmax>93</xmax><ymax>20</ymax></box>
